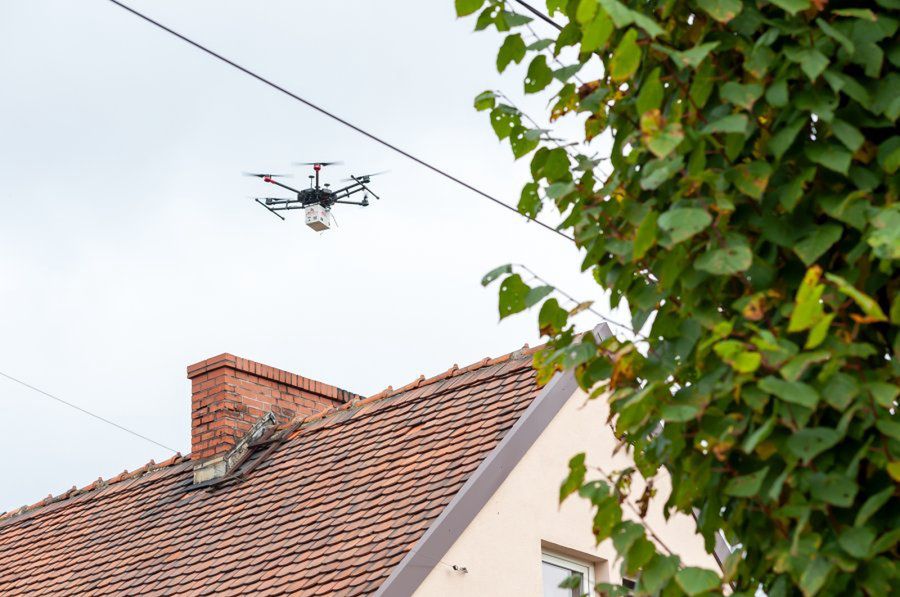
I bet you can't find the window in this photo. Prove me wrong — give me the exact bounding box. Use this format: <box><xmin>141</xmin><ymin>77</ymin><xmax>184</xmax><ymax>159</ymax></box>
<box><xmin>541</xmin><ymin>552</ymin><xmax>593</xmax><ymax>597</ymax></box>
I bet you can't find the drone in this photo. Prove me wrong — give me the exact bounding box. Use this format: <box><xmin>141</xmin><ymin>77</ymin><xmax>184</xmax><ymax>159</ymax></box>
<box><xmin>247</xmin><ymin>161</ymin><xmax>385</xmax><ymax>231</ymax></box>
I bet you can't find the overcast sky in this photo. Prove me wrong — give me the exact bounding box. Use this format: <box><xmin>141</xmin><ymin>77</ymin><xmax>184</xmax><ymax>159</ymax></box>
<box><xmin>0</xmin><ymin>0</ymin><xmax>623</xmax><ymax>512</ymax></box>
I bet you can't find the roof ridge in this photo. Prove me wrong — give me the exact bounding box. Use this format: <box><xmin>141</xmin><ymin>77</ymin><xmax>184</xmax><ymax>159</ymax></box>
<box><xmin>0</xmin><ymin>452</ymin><xmax>189</xmax><ymax>525</ymax></box>
<box><xmin>283</xmin><ymin>342</ymin><xmax>538</xmax><ymax>432</ymax></box>
<box><xmin>1</xmin><ymin>341</ymin><xmax>540</xmax><ymax>525</ymax></box>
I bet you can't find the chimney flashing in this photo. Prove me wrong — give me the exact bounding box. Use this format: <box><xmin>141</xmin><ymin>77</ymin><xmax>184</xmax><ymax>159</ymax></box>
<box><xmin>192</xmin><ymin>412</ymin><xmax>276</xmax><ymax>484</ymax></box>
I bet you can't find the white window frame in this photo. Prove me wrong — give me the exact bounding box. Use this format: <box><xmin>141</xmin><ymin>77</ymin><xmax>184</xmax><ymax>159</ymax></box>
<box><xmin>541</xmin><ymin>551</ymin><xmax>594</xmax><ymax>595</ymax></box>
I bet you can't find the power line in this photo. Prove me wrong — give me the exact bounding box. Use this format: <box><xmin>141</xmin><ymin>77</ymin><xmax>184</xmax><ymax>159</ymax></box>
<box><xmin>104</xmin><ymin>0</ymin><xmax>574</xmax><ymax>242</ymax></box>
<box><xmin>515</xmin><ymin>263</ymin><xmax>648</xmax><ymax>340</ymax></box>
<box><xmin>0</xmin><ymin>370</ymin><xmax>179</xmax><ymax>454</ymax></box>
<box><xmin>513</xmin><ymin>0</ymin><xmax>564</xmax><ymax>30</ymax></box>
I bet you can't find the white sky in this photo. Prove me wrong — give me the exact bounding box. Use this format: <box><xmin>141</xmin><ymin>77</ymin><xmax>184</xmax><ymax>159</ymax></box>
<box><xmin>0</xmin><ymin>0</ymin><xmax>623</xmax><ymax>512</ymax></box>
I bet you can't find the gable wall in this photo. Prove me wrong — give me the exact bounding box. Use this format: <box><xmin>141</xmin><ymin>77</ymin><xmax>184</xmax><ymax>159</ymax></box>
<box><xmin>414</xmin><ymin>387</ymin><xmax>719</xmax><ymax>596</ymax></box>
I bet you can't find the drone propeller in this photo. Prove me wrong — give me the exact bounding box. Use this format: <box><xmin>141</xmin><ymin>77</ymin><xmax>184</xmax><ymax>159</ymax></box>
<box><xmin>292</xmin><ymin>161</ymin><xmax>343</xmax><ymax>167</ymax></box>
<box><xmin>243</xmin><ymin>172</ymin><xmax>292</xmax><ymax>179</ymax></box>
<box><xmin>340</xmin><ymin>170</ymin><xmax>389</xmax><ymax>182</ymax></box>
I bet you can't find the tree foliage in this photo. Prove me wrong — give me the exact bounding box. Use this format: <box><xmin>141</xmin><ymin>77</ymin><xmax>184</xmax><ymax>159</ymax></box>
<box><xmin>460</xmin><ymin>0</ymin><xmax>899</xmax><ymax>594</ymax></box>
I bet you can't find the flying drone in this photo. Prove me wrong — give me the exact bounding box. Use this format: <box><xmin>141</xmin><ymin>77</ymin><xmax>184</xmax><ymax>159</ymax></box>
<box><xmin>246</xmin><ymin>161</ymin><xmax>385</xmax><ymax>231</ymax></box>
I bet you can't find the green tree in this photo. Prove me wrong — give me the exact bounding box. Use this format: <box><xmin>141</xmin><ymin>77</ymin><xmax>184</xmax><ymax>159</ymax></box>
<box><xmin>460</xmin><ymin>0</ymin><xmax>899</xmax><ymax>594</ymax></box>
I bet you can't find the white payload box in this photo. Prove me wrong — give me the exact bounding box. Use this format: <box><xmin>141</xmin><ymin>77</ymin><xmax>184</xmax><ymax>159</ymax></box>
<box><xmin>305</xmin><ymin>204</ymin><xmax>330</xmax><ymax>231</ymax></box>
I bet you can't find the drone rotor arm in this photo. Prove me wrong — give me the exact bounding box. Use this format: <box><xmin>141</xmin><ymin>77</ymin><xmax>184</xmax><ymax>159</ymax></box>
<box><xmin>254</xmin><ymin>198</ymin><xmax>286</xmax><ymax>220</ymax></box>
<box><xmin>350</xmin><ymin>175</ymin><xmax>381</xmax><ymax>201</ymax></box>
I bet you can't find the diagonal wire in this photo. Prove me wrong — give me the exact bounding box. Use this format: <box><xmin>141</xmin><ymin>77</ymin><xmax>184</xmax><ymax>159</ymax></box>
<box><xmin>104</xmin><ymin>0</ymin><xmax>574</xmax><ymax>242</ymax></box>
<box><xmin>514</xmin><ymin>263</ymin><xmax>648</xmax><ymax>340</ymax></box>
<box><xmin>0</xmin><ymin>370</ymin><xmax>179</xmax><ymax>453</ymax></box>
<box><xmin>514</xmin><ymin>0</ymin><xmax>564</xmax><ymax>31</ymax></box>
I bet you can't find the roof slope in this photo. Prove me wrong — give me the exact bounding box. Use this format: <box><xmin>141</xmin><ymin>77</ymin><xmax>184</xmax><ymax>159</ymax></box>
<box><xmin>0</xmin><ymin>352</ymin><xmax>539</xmax><ymax>596</ymax></box>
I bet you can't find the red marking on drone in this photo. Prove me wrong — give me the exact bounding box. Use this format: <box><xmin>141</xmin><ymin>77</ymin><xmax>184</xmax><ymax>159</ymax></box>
<box><xmin>313</xmin><ymin>164</ymin><xmax>321</xmax><ymax>171</ymax></box>
<box><xmin>263</xmin><ymin>176</ymin><xmax>272</xmax><ymax>183</ymax></box>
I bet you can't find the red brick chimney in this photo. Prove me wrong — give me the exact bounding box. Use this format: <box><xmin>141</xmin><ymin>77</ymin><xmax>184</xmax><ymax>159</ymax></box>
<box><xmin>187</xmin><ymin>353</ymin><xmax>359</xmax><ymax>461</ymax></box>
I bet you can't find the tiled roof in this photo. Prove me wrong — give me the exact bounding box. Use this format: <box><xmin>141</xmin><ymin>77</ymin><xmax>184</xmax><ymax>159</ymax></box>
<box><xmin>0</xmin><ymin>348</ymin><xmax>540</xmax><ymax>596</ymax></box>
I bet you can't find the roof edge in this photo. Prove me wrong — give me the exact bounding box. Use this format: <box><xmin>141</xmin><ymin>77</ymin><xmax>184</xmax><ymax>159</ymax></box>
<box><xmin>374</xmin><ymin>323</ymin><xmax>612</xmax><ymax>597</ymax></box>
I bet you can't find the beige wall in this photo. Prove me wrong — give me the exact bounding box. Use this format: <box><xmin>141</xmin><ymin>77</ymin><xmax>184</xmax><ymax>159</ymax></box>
<box><xmin>414</xmin><ymin>388</ymin><xmax>719</xmax><ymax>596</ymax></box>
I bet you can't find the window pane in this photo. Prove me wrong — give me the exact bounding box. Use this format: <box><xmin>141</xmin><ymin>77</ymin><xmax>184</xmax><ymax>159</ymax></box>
<box><xmin>542</xmin><ymin>561</ymin><xmax>583</xmax><ymax>597</ymax></box>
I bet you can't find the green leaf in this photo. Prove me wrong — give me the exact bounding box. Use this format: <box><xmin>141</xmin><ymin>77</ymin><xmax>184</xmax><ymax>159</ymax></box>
<box><xmin>724</xmin><ymin>466</ymin><xmax>768</xmax><ymax>497</ymax></box>
<box><xmin>822</xmin><ymin>373</ymin><xmax>859</xmax><ymax>410</ymax></box>
<box><xmin>877</xmin><ymin>136</ymin><xmax>900</xmax><ymax>174</ymax></box>
<box><xmin>481</xmin><ymin>264</ymin><xmax>512</xmax><ymax>286</ymax></box>
<box><xmin>497</xmin><ymin>34</ymin><xmax>526</xmax><ymax>72</ymax></box>
<box><xmin>610</xmin><ymin>29</ymin><xmax>641</xmax><ymax>82</ymax></box>
<box><xmin>742</xmin><ymin>417</ymin><xmax>775</xmax><ymax>453</ymax></box>
<box><xmin>759</xmin><ymin>376</ymin><xmax>819</xmax><ymax>408</ymax></box>
<box><xmin>805</xmin><ymin>143</ymin><xmax>852</xmax><ymax>175</ymax></box>
<box><xmin>786</xmin><ymin>428</ymin><xmax>841</xmax><ymax>463</ymax></box>
<box><xmin>455</xmin><ymin>0</ymin><xmax>484</xmax><ymax>16</ymax></box>
<box><xmin>703</xmin><ymin>114</ymin><xmax>748</xmax><ymax>135</ymax></box>
<box><xmin>518</xmin><ymin>182</ymin><xmax>541</xmax><ymax>218</ymax></box>
<box><xmin>498</xmin><ymin>273</ymin><xmax>530</xmax><ymax>319</ymax></box>
<box><xmin>541</xmin><ymin>148</ymin><xmax>571</xmax><ymax>181</ymax></box>
<box><xmin>640</xmin><ymin>110</ymin><xmax>684</xmax><ymax>158</ymax></box>
<box><xmin>636</xmin><ymin>68</ymin><xmax>663</xmax><ymax>116</ymax></box>
<box><xmin>721</xmin><ymin>82</ymin><xmax>763</xmax><ymax>111</ymax></box>
<box><xmin>597</xmin><ymin>0</ymin><xmax>664</xmax><ymax>37</ymax></box>
<box><xmin>490</xmin><ymin>106</ymin><xmax>516</xmax><ymax>139</ymax></box>
<box><xmin>633</xmin><ymin>210</ymin><xmax>658</xmax><ymax>260</ymax></box>
<box><xmin>876</xmin><ymin>419</ymin><xmax>900</xmax><ymax>441</ymax></box>
<box><xmin>800</xmin><ymin>557</ymin><xmax>833</xmax><ymax>597</ymax></box>
<box><xmin>781</xmin><ymin>350</ymin><xmax>829</xmax><ymax>381</ymax></box>
<box><xmin>539</xmin><ymin>298</ymin><xmax>568</xmax><ymax>335</ymax></box>
<box><xmin>817</xmin><ymin>19</ymin><xmax>855</xmax><ymax>55</ymax></box>
<box><xmin>690</xmin><ymin>60</ymin><xmax>716</xmax><ymax>107</ymax></box>
<box><xmin>524</xmin><ymin>55</ymin><xmax>553</xmax><ymax>93</ymax></box>
<box><xmin>855</xmin><ymin>486</ymin><xmax>893</xmax><ymax>525</ymax></box>
<box><xmin>640</xmin><ymin>155</ymin><xmax>684</xmax><ymax>191</ymax></box>
<box><xmin>766</xmin><ymin>79</ymin><xmax>789</xmax><ymax>107</ymax></box>
<box><xmin>785</xmin><ymin>46</ymin><xmax>830</xmax><ymax>80</ymax></box>
<box><xmin>576</xmin><ymin>0</ymin><xmax>598</xmax><ymax>23</ymax></box>
<box><xmin>560</xmin><ymin>452</ymin><xmax>586</xmax><ymax>502</ymax></box>
<box><xmin>866</xmin><ymin>382</ymin><xmax>899</xmax><ymax>407</ymax></box>
<box><xmin>695</xmin><ymin>245</ymin><xmax>753</xmax><ymax>275</ymax></box>
<box><xmin>769</xmin><ymin>117</ymin><xmax>806</xmax><ymax>160</ymax></box>
<box><xmin>794</xmin><ymin>224</ymin><xmax>843</xmax><ymax>266</ymax></box>
<box><xmin>526</xmin><ymin>285</ymin><xmax>554</xmax><ymax>308</ymax></box>
<box><xmin>789</xmin><ymin>267</ymin><xmax>825</xmax><ymax>332</ymax></box>
<box><xmin>582</xmin><ymin>10</ymin><xmax>614</xmax><ymax>52</ymax></box>
<box><xmin>510</xmin><ymin>125</ymin><xmax>540</xmax><ymax>158</ymax></box>
<box><xmin>833</xmin><ymin>8</ymin><xmax>878</xmax><ymax>19</ymax></box>
<box><xmin>809</xmin><ymin>473</ymin><xmax>858</xmax><ymax>507</ymax></box>
<box><xmin>658</xmin><ymin>207</ymin><xmax>712</xmax><ymax>244</ymax></box>
<box><xmin>675</xmin><ymin>567</ymin><xmax>720</xmax><ymax>596</ymax></box>
<box><xmin>612</xmin><ymin>521</ymin><xmax>645</xmax><ymax>555</ymax></box>
<box><xmin>474</xmin><ymin>90</ymin><xmax>496</xmax><ymax>111</ymax></box>
<box><xmin>805</xmin><ymin>313</ymin><xmax>834</xmax><ymax>349</ymax></box>
<box><xmin>673</xmin><ymin>42</ymin><xmax>719</xmax><ymax>68</ymax></box>
<box><xmin>639</xmin><ymin>555</ymin><xmax>680</xmax><ymax>593</ymax></box>
<box><xmin>715</xmin><ymin>340</ymin><xmax>762</xmax><ymax>373</ymax></box>
<box><xmin>731</xmin><ymin>161</ymin><xmax>772</xmax><ymax>200</ymax></box>
<box><xmin>830</xmin><ymin>119</ymin><xmax>865</xmax><ymax>152</ymax></box>
<box><xmin>696</xmin><ymin>0</ymin><xmax>742</xmax><ymax>23</ymax></box>
<box><xmin>592</xmin><ymin>495</ymin><xmax>623</xmax><ymax>541</ymax></box>
<box><xmin>770</xmin><ymin>0</ymin><xmax>810</xmax><ymax>14</ymax></box>
<box><xmin>661</xmin><ymin>403</ymin><xmax>700</xmax><ymax>422</ymax></box>
<box><xmin>825</xmin><ymin>273</ymin><xmax>888</xmax><ymax>321</ymax></box>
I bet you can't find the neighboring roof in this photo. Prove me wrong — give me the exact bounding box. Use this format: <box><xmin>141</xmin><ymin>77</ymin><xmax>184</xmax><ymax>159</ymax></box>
<box><xmin>0</xmin><ymin>347</ymin><xmax>543</xmax><ymax>596</ymax></box>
